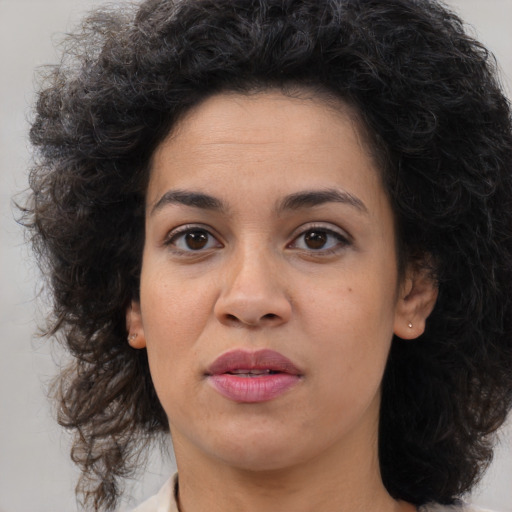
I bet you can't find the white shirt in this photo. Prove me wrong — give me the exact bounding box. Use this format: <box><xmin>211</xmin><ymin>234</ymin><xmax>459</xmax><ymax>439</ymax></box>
<box><xmin>128</xmin><ymin>475</ymin><xmax>495</xmax><ymax>512</ymax></box>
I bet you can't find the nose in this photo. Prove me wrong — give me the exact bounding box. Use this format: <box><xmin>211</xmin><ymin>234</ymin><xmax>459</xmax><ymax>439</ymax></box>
<box><xmin>214</xmin><ymin>247</ymin><xmax>292</xmax><ymax>328</ymax></box>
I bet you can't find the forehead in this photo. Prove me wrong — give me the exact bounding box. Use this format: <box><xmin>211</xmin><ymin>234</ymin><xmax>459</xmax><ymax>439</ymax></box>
<box><xmin>149</xmin><ymin>90</ymin><xmax>380</xmax><ymax>188</ymax></box>
<box><xmin>145</xmin><ymin>90</ymin><xmax>391</xmax><ymax>224</ymax></box>
<box><xmin>164</xmin><ymin>89</ymin><xmax>373</xmax><ymax>152</ymax></box>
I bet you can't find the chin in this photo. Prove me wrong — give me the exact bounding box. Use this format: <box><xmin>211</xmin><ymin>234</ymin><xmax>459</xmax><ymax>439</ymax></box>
<box><xmin>202</xmin><ymin>423</ymin><xmax>318</xmax><ymax>472</ymax></box>
<box><xmin>217</xmin><ymin>448</ymin><xmax>304</xmax><ymax>473</ymax></box>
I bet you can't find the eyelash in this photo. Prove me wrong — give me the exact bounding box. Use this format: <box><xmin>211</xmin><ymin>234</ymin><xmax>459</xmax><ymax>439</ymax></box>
<box><xmin>164</xmin><ymin>224</ymin><xmax>351</xmax><ymax>256</ymax></box>
<box><xmin>164</xmin><ymin>224</ymin><xmax>223</xmax><ymax>255</ymax></box>
<box><xmin>287</xmin><ymin>224</ymin><xmax>351</xmax><ymax>255</ymax></box>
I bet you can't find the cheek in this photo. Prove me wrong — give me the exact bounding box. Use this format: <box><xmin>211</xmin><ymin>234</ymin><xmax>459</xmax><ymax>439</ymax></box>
<box><xmin>140</xmin><ymin>268</ymin><xmax>216</xmax><ymax>375</ymax></box>
<box><xmin>305</xmin><ymin>291</ymin><xmax>393</xmax><ymax>428</ymax></box>
<box><xmin>309</xmin><ymin>296</ymin><xmax>393</xmax><ymax>377</ymax></box>
<box><xmin>297</xmin><ymin>264</ymin><xmax>397</xmax><ymax>379</ymax></box>
<box><xmin>139</xmin><ymin>277</ymin><xmax>214</xmax><ymax>418</ymax></box>
<box><xmin>301</xmin><ymin>264</ymin><xmax>398</xmax><ymax>336</ymax></box>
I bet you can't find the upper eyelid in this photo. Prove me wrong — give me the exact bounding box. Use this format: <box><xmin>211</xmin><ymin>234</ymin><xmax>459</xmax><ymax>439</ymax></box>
<box><xmin>289</xmin><ymin>222</ymin><xmax>352</xmax><ymax>242</ymax></box>
<box><xmin>285</xmin><ymin>225</ymin><xmax>353</xmax><ymax>256</ymax></box>
<box><xmin>164</xmin><ymin>224</ymin><xmax>222</xmax><ymax>244</ymax></box>
<box><xmin>162</xmin><ymin>221</ymin><xmax>351</xmax><ymax>245</ymax></box>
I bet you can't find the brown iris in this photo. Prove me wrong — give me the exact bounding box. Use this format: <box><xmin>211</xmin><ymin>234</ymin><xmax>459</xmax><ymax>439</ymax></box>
<box><xmin>185</xmin><ymin>230</ymin><xmax>209</xmax><ymax>250</ymax></box>
<box><xmin>304</xmin><ymin>230</ymin><xmax>328</xmax><ymax>249</ymax></box>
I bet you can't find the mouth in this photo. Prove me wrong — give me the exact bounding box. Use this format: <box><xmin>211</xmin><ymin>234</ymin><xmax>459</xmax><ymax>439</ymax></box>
<box><xmin>205</xmin><ymin>349</ymin><xmax>303</xmax><ymax>403</ymax></box>
<box><xmin>226</xmin><ymin>369</ymin><xmax>281</xmax><ymax>376</ymax></box>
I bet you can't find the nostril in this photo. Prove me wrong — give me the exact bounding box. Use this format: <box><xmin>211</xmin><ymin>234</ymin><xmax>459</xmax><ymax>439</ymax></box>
<box><xmin>223</xmin><ymin>312</ymin><xmax>280</xmax><ymax>325</ymax></box>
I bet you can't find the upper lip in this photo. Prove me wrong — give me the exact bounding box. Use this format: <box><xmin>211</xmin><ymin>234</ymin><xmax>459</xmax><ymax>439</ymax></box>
<box><xmin>206</xmin><ymin>349</ymin><xmax>302</xmax><ymax>376</ymax></box>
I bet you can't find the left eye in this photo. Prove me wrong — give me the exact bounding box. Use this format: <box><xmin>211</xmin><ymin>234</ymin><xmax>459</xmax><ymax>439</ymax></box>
<box><xmin>167</xmin><ymin>228</ymin><xmax>221</xmax><ymax>251</ymax></box>
<box><xmin>290</xmin><ymin>228</ymin><xmax>348</xmax><ymax>251</ymax></box>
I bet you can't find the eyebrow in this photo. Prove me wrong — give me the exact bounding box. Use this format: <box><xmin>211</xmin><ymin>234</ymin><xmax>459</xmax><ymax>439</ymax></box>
<box><xmin>277</xmin><ymin>188</ymin><xmax>368</xmax><ymax>214</ymax></box>
<box><xmin>150</xmin><ymin>189</ymin><xmax>227</xmax><ymax>215</ymax></box>
<box><xmin>150</xmin><ymin>187</ymin><xmax>367</xmax><ymax>216</ymax></box>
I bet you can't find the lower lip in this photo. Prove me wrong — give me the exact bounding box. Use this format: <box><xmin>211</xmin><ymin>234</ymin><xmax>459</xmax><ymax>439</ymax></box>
<box><xmin>208</xmin><ymin>373</ymin><xmax>300</xmax><ymax>403</ymax></box>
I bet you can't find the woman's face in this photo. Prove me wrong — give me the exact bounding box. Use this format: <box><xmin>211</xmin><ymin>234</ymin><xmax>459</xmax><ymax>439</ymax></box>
<box><xmin>129</xmin><ymin>91</ymin><xmax>433</xmax><ymax>473</ymax></box>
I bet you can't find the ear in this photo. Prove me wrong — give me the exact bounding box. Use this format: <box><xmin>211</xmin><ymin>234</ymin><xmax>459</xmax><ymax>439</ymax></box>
<box><xmin>126</xmin><ymin>300</ymin><xmax>147</xmax><ymax>349</ymax></box>
<box><xmin>394</xmin><ymin>263</ymin><xmax>438</xmax><ymax>340</ymax></box>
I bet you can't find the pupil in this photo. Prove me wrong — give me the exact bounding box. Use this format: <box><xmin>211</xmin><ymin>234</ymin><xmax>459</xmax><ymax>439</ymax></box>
<box><xmin>305</xmin><ymin>231</ymin><xmax>327</xmax><ymax>249</ymax></box>
<box><xmin>185</xmin><ymin>231</ymin><xmax>208</xmax><ymax>250</ymax></box>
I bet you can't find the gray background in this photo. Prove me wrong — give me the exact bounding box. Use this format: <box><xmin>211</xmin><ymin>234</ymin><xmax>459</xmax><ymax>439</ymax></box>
<box><xmin>1</xmin><ymin>1</ymin><xmax>511</xmax><ymax>511</ymax></box>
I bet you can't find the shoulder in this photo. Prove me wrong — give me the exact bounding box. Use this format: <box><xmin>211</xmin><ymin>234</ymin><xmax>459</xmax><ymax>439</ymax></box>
<box><xmin>126</xmin><ymin>475</ymin><xmax>178</xmax><ymax>512</ymax></box>
<box><xmin>420</xmin><ymin>504</ymin><xmax>497</xmax><ymax>512</ymax></box>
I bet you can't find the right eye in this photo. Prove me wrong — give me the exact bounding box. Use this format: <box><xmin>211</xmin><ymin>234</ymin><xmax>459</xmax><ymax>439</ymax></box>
<box><xmin>166</xmin><ymin>226</ymin><xmax>222</xmax><ymax>252</ymax></box>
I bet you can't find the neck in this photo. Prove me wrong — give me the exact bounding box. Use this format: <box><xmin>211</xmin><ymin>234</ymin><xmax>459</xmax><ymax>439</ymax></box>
<box><xmin>173</xmin><ymin>429</ymin><xmax>414</xmax><ymax>512</ymax></box>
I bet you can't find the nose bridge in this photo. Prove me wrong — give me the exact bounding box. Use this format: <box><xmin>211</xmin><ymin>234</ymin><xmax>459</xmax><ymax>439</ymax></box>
<box><xmin>215</xmin><ymin>237</ymin><xmax>291</xmax><ymax>326</ymax></box>
<box><xmin>231</xmin><ymin>239</ymin><xmax>272</xmax><ymax>288</ymax></box>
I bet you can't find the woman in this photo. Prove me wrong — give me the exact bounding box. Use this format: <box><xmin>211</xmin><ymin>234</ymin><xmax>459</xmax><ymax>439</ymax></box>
<box><xmin>24</xmin><ymin>0</ymin><xmax>512</xmax><ymax>511</ymax></box>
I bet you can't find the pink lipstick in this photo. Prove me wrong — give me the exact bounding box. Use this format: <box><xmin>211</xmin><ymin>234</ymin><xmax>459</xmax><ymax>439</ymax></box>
<box><xmin>206</xmin><ymin>349</ymin><xmax>302</xmax><ymax>403</ymax></box>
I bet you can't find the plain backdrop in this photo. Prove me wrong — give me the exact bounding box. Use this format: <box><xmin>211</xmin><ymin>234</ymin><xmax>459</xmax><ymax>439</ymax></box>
<box><xmin>1</xmin><ymin>1</ymin><xmax>511</xmax><ymax>511</ymax></box>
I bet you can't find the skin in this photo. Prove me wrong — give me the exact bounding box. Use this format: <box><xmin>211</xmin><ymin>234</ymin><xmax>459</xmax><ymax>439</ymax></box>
<box><xmin>127</xmin><ymin>90</ymin><xmax>437</xmax><ymax>512</ymax></box>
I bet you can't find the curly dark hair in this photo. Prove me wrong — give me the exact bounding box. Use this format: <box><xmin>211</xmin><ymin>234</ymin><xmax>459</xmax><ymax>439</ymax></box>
<box><xmin>22</xmin><ymin>0</ymin><xmax>512</xmax><ymax>510</ymax></box>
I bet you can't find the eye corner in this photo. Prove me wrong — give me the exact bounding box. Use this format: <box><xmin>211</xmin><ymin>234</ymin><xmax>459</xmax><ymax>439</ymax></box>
<box><xmin>164</xmin><ymin>224</ymin><xmax>224</xmax><ymax>255</ymax></box>
<box><xmin>287</xmin><ymin>223</ymin><xmax>352</xmax><ymax>255</ymax></box>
